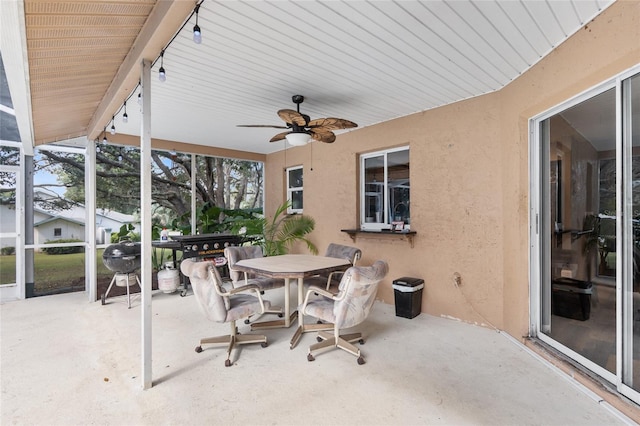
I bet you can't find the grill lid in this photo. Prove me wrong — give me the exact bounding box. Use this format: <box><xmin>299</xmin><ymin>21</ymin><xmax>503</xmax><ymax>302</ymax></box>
<box><xmin>102</xmin><ymin>241</ymin><xmax>141</xmax><ymax>273</ymax></box>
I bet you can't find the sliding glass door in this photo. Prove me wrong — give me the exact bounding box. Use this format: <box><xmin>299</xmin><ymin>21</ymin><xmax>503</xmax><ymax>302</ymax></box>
<box><xmin>533</xmin><ymin>68</ymin><xmax>640</xmax><ymax>402</ymax></box>
<box><xmin>624</xmin><ymin>73</ymin><xmax>640</xmax><ymax>394</ymax></box>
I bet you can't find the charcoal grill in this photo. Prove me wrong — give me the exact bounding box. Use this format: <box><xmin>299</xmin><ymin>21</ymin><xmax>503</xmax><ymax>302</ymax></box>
<box><xmin>101</xmin><ymin>241</ymin><xmax>142</xmax><ymax>308</ymax></box>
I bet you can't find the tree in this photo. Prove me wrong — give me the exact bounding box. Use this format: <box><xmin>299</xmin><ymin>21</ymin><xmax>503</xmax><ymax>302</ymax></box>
<box><xmin>0</xmin><ymin>147</ymin><xmax>20</xmax><ymax>205</ymax></box>
<box><xmin>35</xmin><ymin>145</ymin><xmax>263</xmax><ymax>227</ymax></box>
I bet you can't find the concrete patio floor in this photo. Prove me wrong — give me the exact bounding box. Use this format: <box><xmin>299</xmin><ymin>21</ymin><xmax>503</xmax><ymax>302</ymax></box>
<box><xmin>1</xmin><ymin>287</ymin><xmax>637</xmax><ymax>425</ymax></box>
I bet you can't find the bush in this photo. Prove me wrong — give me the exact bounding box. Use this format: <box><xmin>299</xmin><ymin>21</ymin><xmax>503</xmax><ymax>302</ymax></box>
<box><xmin>42</xmin><ymin>239</ymin><xmax>85</xmax><ymax>255</ymax></box>
<box><xmin>1</xmin><ymin>246</ymin><xmax>15</xmax><ymax>256</ymax></box>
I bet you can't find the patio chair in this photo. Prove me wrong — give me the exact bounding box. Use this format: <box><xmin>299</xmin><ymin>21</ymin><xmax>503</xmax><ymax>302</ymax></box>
<box><xmin>301</xmin><ymin>260</ymin><xmax>388</xmax><ymax>365</ymax></box>
<box><xmin>224</xmin><ymin>245</ymin><xmax>284</xmax><ymax>323</ymax></box>
<box><xmin>180</xmin><ymin>258</ymin><xmax>270</xmax><ymax>367</ymax></box>
<box><xmin>304</xmin><ymin>243</ymin><xmax>362</xmax><ymax>292</ymax></box>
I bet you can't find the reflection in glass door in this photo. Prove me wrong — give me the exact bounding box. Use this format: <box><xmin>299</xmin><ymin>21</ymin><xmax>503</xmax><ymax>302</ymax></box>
<box><xmin>541</xmin><ymin>88</ymin><xmax>617</xmax><ymax>378</ymax></box>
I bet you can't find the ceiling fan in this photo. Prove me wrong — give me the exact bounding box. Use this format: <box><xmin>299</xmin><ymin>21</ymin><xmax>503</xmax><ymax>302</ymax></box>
<box><xmin>237</xmin><ymin>95</ymin><xmax>357</xmax><ymax>145</ymax></box>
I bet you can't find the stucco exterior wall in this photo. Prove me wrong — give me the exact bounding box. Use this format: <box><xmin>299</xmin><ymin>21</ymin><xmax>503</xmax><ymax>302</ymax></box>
<box><xmin>264</xmin><ymin>0</ymin><xmax>640</xmax><ymax>340</ymax></box>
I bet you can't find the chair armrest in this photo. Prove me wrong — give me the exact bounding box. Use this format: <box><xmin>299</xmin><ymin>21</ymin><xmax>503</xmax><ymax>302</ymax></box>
<box><xmin>302</xmin><ymin>285</ymin><xmax>337</xmax><ymax>309</ymax></box>
<box><xmin>325</xmin><ymin>271</ymin><xmax>345</xmax><ymax>290</ymax></box>
<box><xmin>228</xmin><ymin>283</ymin><xmax>268</xmax><ymax>314</ymax></box>
<box><xmin>226</xmin><ymin>267</ymin><xmax>250</xmax><ymax>288</ymax></box>
<box><xmin>228</xmin><ymin>283</ymin><xmax>261</xmax><ymax>295</ymax></box>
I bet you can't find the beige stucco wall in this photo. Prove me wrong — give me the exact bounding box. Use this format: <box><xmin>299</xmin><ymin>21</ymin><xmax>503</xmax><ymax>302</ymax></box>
<box><xmin>263</xmin><ymin>0</ymin><xmax>640</xmax><ymax>340</ymax></box>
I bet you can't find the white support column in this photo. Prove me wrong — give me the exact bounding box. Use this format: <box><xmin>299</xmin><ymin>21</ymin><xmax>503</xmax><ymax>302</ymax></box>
<box><xmin>85</xmin><ymin>138</ymin><xmax>97</xmax><ymax>302</ymax></box>
<box><xmin>140</xmin><ymin>58</ymin><xmax>153</xmax><ymax>389</ymax></box>
<box><xmin>191</xmin><ymin>153</ymin><xmax>196</xmax><ymax>235</ymax></box>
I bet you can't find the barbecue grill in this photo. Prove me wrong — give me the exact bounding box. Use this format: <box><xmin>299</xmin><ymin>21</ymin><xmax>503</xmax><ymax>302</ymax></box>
<box><xmin>159</xmin><ymin>233</ymin><xmax>253</xmax><ymax>296</ymax></box>
<box><xmin>101</xmin><ymin>241</ymin><xmax>142</xmax><ymax>308</ymax></box>
<box><xmin>169</xmin><ymin>233</ymin><xmax>246</xmax><ymax>260</ymax></box>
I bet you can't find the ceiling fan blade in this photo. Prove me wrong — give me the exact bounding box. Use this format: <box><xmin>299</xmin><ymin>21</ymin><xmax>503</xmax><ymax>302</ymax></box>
<box><xmin>310</xmin><ymin>129</ymin><xmax>336</xmax><ymax>143</ymax></box>
<box><xmin>308</xmin><ymin>117</ymin><xmax>358</xmax><ymax>130</ymax></box>
<box><xmin>236</xmin><ymin>124</ymin><xmax>289</xmax><ymax>129</ymax></box>
<box><xmin>270</xmin><ymin>131</ymin><xmax>291</xmax><ymax>142</ymax></box>
<box><xmin>278</xmin><ymin>109</ymin><xmax>307</xmax><ymax>126</ymax></box>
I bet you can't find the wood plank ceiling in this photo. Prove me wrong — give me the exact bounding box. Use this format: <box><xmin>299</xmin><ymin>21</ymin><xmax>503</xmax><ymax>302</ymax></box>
<box><xmin>24</xmin><ymin>0</ymin><xmax>156</xmax><ymax>144</ymax></box>
<box><xmin>14</xmin><ymin>0</ymin><xmax>615</xmax><ymax>154</ymax></box>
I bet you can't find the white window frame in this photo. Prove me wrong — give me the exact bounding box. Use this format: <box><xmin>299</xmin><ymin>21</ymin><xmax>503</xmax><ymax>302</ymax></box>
<box><xmin>360</xmin><ymin>146</ymin><xmax>409</xmax><ymax>231</ymax></box>
<box><xmin>286</xmin><ymin>165</ymin><xmax>303</xmax><ymax>214</ymax></box>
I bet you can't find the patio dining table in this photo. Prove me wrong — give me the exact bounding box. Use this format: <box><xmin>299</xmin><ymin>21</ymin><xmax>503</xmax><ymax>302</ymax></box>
<box><xmin>232</xmin><ymin>254</ymin><xmax>351</xmax><ymax>347</ymax></box>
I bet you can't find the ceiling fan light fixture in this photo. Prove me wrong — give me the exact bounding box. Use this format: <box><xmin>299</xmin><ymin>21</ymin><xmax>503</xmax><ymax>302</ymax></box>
<box><xmin>286</xmin><ymin>132</ymin><xmax>311</xmax><ymax>146</ymax></box>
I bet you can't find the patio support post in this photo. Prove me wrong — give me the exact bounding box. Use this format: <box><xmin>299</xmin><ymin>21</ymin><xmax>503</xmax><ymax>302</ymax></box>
<box><xmin>24</xmin><ymin>155</ymin><xmax>34</xmax><ymax>299</ymax></box>
<box><xmin>85</xmin><ymin>139</ymin><xmax>97</xmax><ymax>302</ymax></box>
<box><xmin>140</xmin><ymin>58</ymin><xmax>153</xmax><ymax>389</ymax></box>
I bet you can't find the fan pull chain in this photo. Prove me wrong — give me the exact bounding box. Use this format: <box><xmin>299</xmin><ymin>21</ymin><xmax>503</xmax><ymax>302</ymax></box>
<box><xmin>310</xmin><ymin>141</ymin><xmax>313</xmax><ymax>171</ymax></box>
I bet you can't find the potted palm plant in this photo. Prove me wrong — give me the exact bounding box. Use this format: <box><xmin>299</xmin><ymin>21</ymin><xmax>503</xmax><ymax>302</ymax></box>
<box><xmin>232</xmin><ymin>200</ymin><xmax>317</xmax><ymax>256</ymax></box>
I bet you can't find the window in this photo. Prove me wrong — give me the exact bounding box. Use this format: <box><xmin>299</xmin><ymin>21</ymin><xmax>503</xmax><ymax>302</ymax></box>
<box><xmin>286</xmin><ymin>166</ymin><xmax>303</xmax><ymax>213</ymax></box>
<box><xmin>53</xmin><ymin>228</ymin><xmax>62</xmax><ymax>237</ymax></box>
<box><xmin>360</xmin><ymin>147</ymin><xmax>410</xmax><ymax>230</ymax></box>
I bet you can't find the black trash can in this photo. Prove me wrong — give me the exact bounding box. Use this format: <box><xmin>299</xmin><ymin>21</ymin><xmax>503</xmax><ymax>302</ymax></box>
<box><xmin>552</xmin><ymin>277</ymin><xmax>592</xmax><ymax>321</ymax></box>
<box><xmin>392</xmin><ymin>277</ymin><xmax>424</xmax><ymax>319</ymax></box>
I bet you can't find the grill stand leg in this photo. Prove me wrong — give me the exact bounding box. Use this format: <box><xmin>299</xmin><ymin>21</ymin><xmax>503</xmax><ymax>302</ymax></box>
<box><xmin>102</xmin><ymin>273</ymin><xmax>140</xmax><ymax>308</ymax></box>
<box><xmin>102</xmin><ymin>274</ymin><xmax>118</xmax><ymax>305</ymax></box>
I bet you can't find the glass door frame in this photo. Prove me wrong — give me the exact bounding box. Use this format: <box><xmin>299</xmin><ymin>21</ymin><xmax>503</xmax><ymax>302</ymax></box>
<box><xmin>529</xmin><ymin>63</ymin><xmax>640</xmax><ymax>404</ymax></box>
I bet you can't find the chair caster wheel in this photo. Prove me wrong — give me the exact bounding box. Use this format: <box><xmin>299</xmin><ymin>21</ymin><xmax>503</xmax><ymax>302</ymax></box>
<box><xmin>278</xmin><ymin>313</ymin><xmax>283</xmax><ymax>318</ymax></box>
<box><xmin>180</xmin><ymin>290</ymin><xmax>187</xmax><ymax>297</ymax></box>
<box><xmin>357</xmin><ymin>356</ymin><xmax>365</xmax><ymax>365</ymax></box>
<box><xmin>195</xmin><ymin>346</ymin><xmax>203</xmax><ymax>353</ymax></box>
<box><xmin>359</xmin><ymin>339</ymin><xmax>365</xmax><ymax>345</ymax></box>
<box><xmin>244</xmin><ymin>319</ymin><xmax>251</xmax><ymax>324</ymax></box>
<box><xmin>225</xmin><ymin>359</ymin><xmax>232</xmax><ymax>367</ymax></box>
<box><xmin>261</xmin><ymin>342</ymin><xmax>268</xmax><ymax>348</ymax></box>
<box><xmin>307</xmin><ymin>354</ymin><xmax>315</xmax><ymax>362</ymax></box>
<box><xmin>316</xmin><ymin>336</ymin><xmax>323</xmax><ymax>343</ymax></box>
<box><xmin>101</xmin><ymin>293</ymin><xmax>106</xmax><ymax>305</ymax></box>
<box><xmin>316</xmin><ymin>320</ymin><xmax>323</xmax><ymax>324</ymax></box>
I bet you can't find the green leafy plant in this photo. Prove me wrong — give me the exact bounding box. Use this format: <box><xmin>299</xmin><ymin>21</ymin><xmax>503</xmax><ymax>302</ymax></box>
<box><xmin>231</xmin><ymin>200</ymin><xmax>317</xmax><ymax>256</ymax></box>
<box><xmin>1</xmin><ymin>246</ymin><xmax>15</xmax><ymax>256</ymax></box>
<box><xmin>170</xmin><ymin>203</ymin><xmax>261</xmax><ymax>236</ymax></box>
<box><xmin>42</xmin><ymin>239</ymin><xmax>84</xmax><ymax>255</ymax></box>
<box><xmin>111</xmin><ymin>223</ymin><xmax>139</xmax><ymax>243</ymax></box>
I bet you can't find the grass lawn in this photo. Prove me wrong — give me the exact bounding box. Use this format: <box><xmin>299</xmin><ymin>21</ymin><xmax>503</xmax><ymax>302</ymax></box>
<box><xmin>0</xmin><ymin>247</ymin><xmax>177</xmax><ymax>294</ymax></box>
<box><xmin>0</xmin><ymin>250</ymin><xmax>112</xmax><ymax>291</ymax></box>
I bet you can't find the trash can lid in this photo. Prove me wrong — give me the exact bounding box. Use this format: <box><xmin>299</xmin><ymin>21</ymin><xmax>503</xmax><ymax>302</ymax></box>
<box><xmin>392</xmin><ymin>283</ymin><xmax>424</xmax><ymax>292</ymax></box>
<box><xmin>393</xmin><ymin>277</ymin><xmax>424</xmax><ymax>286</ymax></box>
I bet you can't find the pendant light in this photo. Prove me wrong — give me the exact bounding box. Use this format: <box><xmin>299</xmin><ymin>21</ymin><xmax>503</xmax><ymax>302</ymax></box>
<box><xmin>193</xmin><ymin>4</ymin><xmax>202</xmax><ymax>44</ymax></box>
<box><xmin>158</xmin><ymin>50</ymin><xmax>166</xmax><ymax>82</ymax></box>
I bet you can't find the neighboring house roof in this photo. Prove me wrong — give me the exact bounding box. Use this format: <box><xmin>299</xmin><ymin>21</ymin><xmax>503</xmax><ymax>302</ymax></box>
<box><xmin>97</xmin><ymin>208</ymin><xmax>136</xmax><ymax>224</ymax></box>
<box><xmin>32</xmin><ymin>188</ymin><xmax>136</xmax><ymax>227</ymax></box>
<box><xmin>34</xmin><ymin>216</ymin><xmax>84</xmax><ymax>228</ymax></box>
